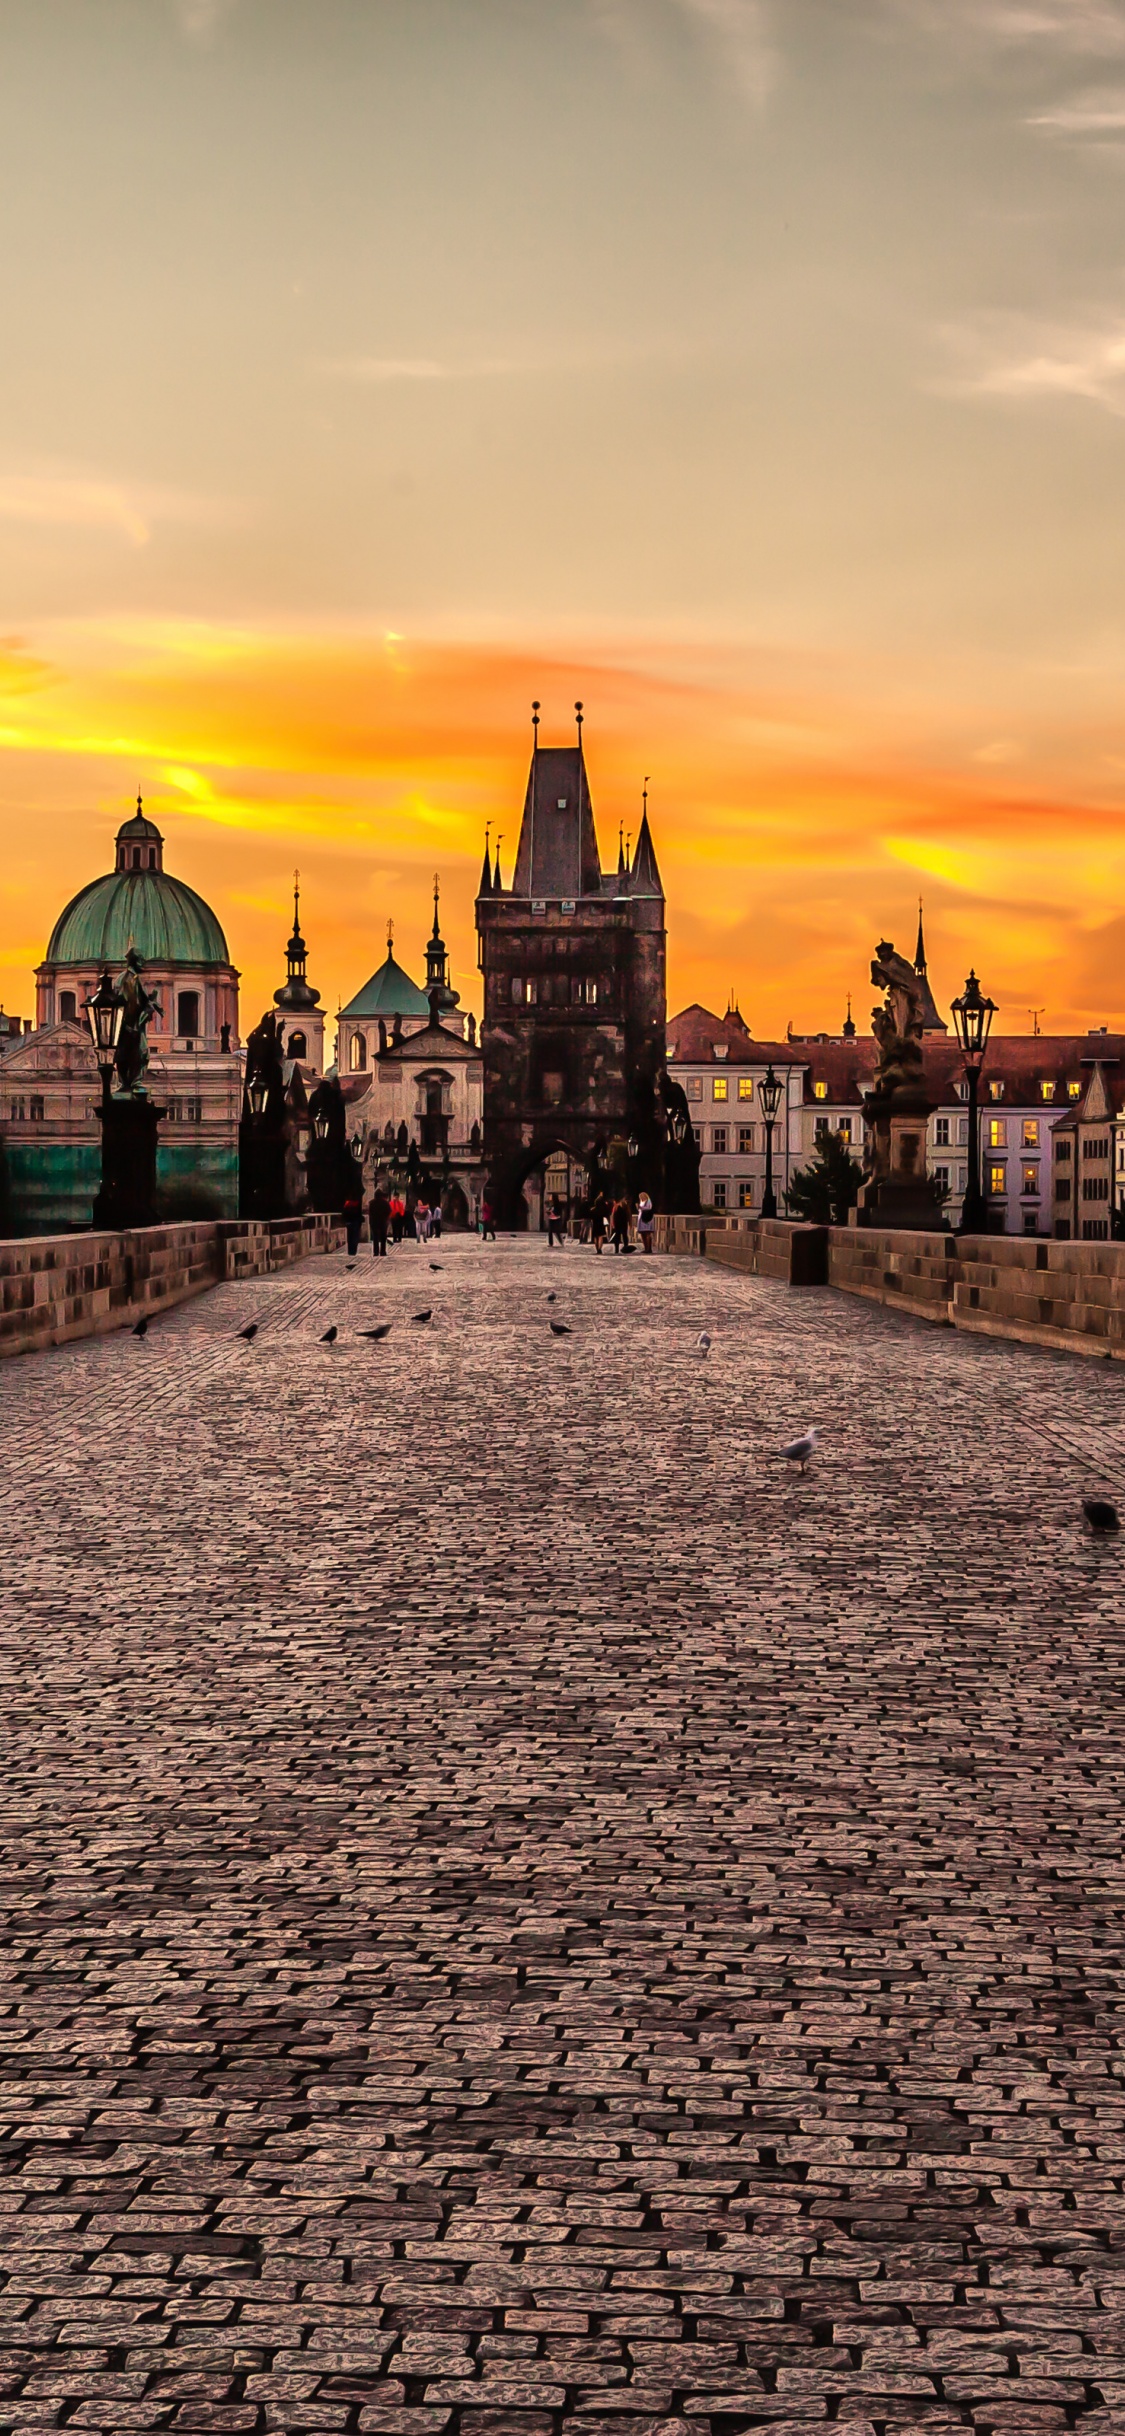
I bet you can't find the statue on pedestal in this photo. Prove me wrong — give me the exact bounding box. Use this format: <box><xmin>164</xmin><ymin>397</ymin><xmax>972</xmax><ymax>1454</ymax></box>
<box><xmin>113</xmin><ymin>949</ymin><xmax>162</xmax><ymax>1096</ymax></box>
<box><xmin>854</xmin><ymin>938</ymin><xmax>946</xmax><ymax>1233</ymax></box>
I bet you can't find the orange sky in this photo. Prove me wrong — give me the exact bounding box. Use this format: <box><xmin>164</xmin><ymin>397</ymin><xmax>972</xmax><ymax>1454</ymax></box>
<box><xmin>4</xmin><ymin>616</ymin><xmax>1125</xmax><ymax>1045</ymax></box>
<box><xmin>4</xmin><ymin>0</ymin><xmax>1125</xmax><ymax>1044</ymax></box>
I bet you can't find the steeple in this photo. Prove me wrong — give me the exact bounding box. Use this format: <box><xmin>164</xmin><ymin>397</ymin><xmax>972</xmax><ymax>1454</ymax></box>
<box><xmin>424</xmin><ymin>872</ymin><xmax>460</xmax><ymax>1016</ymax></box>
<box><xmin>842</xmin><ymin>993</ymin><xmax>856</xmax><ymax>1041</ymax></box>
<box><xmin>915</xmin><ymin>896</ymin><xmax>927</xmax><ymax>975</ymax></box>
<box><xmin>911</xmin><ymin>898</ymin><xmax>948</xmax><ymax>1033</ymax></box>
<box><xmin>510</xmin><ymin>705</ymin><xmax>601</xmax><ymax>899</ymax></box>
<box><xmin>274</xmin><ymin>872</ymin><xmax>321</xmax><ymax>1014</ymax></box>
<box><xmin>477</xmin><ymin>824</ymin><xmax>493</xmax><ymax>900</ymax></box>
<box><xmin>625</xmin><ymin>806</ymin><xmax>663</xmax><ymax>899</ymax></box>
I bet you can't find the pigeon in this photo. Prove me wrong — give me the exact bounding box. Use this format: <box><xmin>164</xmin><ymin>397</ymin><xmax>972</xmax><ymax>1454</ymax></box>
<box><xmin>357</xmin><ymin>1322</ymin><xmax>393</xmax><ymax>1341</ymax></box>
<box><xmin>549</xmin><ymin>1320</ymin><xmax>572</xmax><ymax>1337</ymax></box>
<box><xmin>546</xmin><ymin>1292</ymin><xmax>557</xmax><ymax>1303</ymax></box>
<box><xmin>1083</xmin><ymin>1497</ymin><xmax>1120</xmax><ymax>1535</ymax></box>
<box><xmin>320</xmin><ymin>1325</ymin><xmax>339</xmax><ymax>1346</ymax></box>
<box><xmin>411</xmin><ymin>1309</ymin><xmax>432</xmax><ymax>1324</ymax></box>
<box><xmin>346</xmin><ymin>1261</ymin><xmax>356</xmax><ymax>1271</ymax></box>
<box><xmin>697</xmin><ymin>1331</ymin><xmax>711</xmax><ymax>1356</ymax></box>
<box><xmin>781</xmin><ymin>1428</ymin><xmax>818</xmax><ymax>1474</ymax></box>
<box><xmin>237</xmin><ymin>1322</ymin><xmax>259</xmax><ymax>1342</ymax></box>
<box><xmin>429</xmin><ymin>1262</ymin><xmax>443</xmax><ymax>1271</ymax></box>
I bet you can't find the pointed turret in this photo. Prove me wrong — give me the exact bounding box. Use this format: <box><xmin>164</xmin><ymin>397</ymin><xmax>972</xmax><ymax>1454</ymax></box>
<box><xmin>911</xmin><ymin>898</ymin><xmax>947</xmax><ymax>1032</ymax></box>
<box><xmin>511</xmin><ymin>703</ymin><xmax>602</xmax><ymax>898</ymax></box>
<box><xmin>477</xmin><ymin>833</ymin><xmax>493</xmax><ymax>900</ymax></box>
<box><xmin>274</xmin><ymin>874</ymin><xmax>321</xmax><ymax>1016</ymax></box>
<box><xmin>424</xmin><ymin>873</ymin><xmax>460</xmax><ymax>1016</ymax></box>
<box><xmin>625</xmin><ymin>807</ymin><xmax>663</xmax><ymax>899</ymax></box>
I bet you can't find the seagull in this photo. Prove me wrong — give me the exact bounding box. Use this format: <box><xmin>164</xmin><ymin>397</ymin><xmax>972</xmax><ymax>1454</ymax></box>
<box><xmin>357</xmin><ymin>1322</ymin><xmax>392</xmax><ymax>1341</ymax></box>
<box><xmin>131</xmin><ymin>1316</ymin><xmax>149</xmax><ymax>1338</ymax></box>
<box><xmin>237</xmin><ymin>1322</ymin><xmax>259</xmax><ymax>1343</ymax></box>
<box><xmin>781</xmin><ymin>1428</ymin><xmax>818</xmax><ymax>1474</ymax></box>
<box><xmin>549</xmin><ymin>1320</ymin><xmax>572</xmax><ymax>1337</ymax></box>
<box><xmin>697</xmin><ymin>1331</ymin><xmax>711</xmax><ymax>1356</ymax></box>
<box><xmin>411</xmin><ymin>1309</ymin><xmax>432</xmax><ymax>1324</ymax></box>
<box><xmin>1084</xmin><ymin>1497</ymin><xmax>1120</xmax><ymax>1535</ymax></box>
<box><xmin>320</xmin><ymin>1325</ymin><xmax>339</xmax><ymax>1346</ymax></box>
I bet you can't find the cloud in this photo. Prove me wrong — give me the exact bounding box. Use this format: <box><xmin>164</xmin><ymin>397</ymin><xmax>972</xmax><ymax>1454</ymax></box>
<box><xmin>937</xmin><ymin>315</ymin><xmax>1125</xmax><ymax>416</ymax></box>
<box><xmin>668</xmin><ymin>0</ymin><xmax>778</xmax><ymax>108</ymax></box>
<box><xmin>888</xmin><ymin>0</ymin><xmax>1125</xmax><ymax>53</ymax></box>
<box><xmin>0</xmin><ymin>471</ymin><xmax>244</xmax><ymax>548</ymax></box>
<box><xmin>1028</xmin><ymin>82</ymin><xmax>1125</xmax><ymax>129</ymax></box>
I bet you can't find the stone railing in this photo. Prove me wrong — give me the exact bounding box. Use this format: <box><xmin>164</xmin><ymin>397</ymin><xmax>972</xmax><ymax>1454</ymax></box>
<box><xmin>657</xmin><ymin>1214</ymin><xmax>1125</xmax><ymax>1361</ymax></box>
<box><xmin>0</xmin><ymin>1212</ymin><xmax>345</xmax><ymax>1361</ymax></box>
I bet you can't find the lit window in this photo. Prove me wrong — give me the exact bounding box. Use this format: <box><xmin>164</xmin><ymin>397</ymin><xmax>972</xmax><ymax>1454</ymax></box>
<box><xmin>713</xmin><ymin>1076</ymin><xmax>728</xmax><ymax>1101</ymax></box>
<box><xmin>989</xmin><ymin>1080</ymin><xmax>1004</xmax><ymax>1100</ymax></box>
<box><xmin>1022</xmin><ymin>1120</ymin><xmax>1039</xmax><ymax>1148</ymax></box>
<box><xmin>1040</xmin><ymin>1080</ymin><xmax>1054</xmax><ymax>1102</ymax></box>
<box><xmin>1068</xmin><ymin>1081</ymin><xmax>1081</xmax><ymax>1099</ymax></box>
<box><xmin>988</xmin><ymin>1118</ymin><xmax>1007</xmax><ymax>1149</ymax></box>
<box><xmin>934</xmin><ymin>1117</ymin><xmax>950</xmax><ymax>1146</ymax></box>
<box><xmin>712</xmin><ymin>1126</ymin><xmax>728</xmax><ymax>1155</ymax></box>
<box><xmin>813</xmin><ymin>1080</ymin><xmax>828</xmax><ymax>1100</ymax></box>
<box><xmin>526</xmin><ymin>977</ymin><xmax>538</xmax><ymax>1005</ymax></box>
<box><xmin>988</xmin><ymin>1163</ymin><xmax>1006</xmax><ymax>1195</ymax></box>
<box><xmin>738</xmin><ymin>1125</ymin><xmax>755</xmax><ymax>1154</ymax></box>
<box><xmin>711</xmin><ymin>1179</ymin><xmax>727</xmax><ymax>1210</ymax></box>
<box><xmin>738</xmin><ymin>1179</ymin><xmax>755</xmax><ymax>1208</ymax></box>
<box><xmin>838</xmin><ymin>1119</ymin><xmax>852</xmax><ymax>1144</ymax></box>
<box><xmin>1021</xmin><ymin>1164</ymin><xmax>1040</xmax><ymax>1196</ymax></box>
<box><xmin>738</xmin><ymin>1077</ymin><xmax>754</xmax><ymax>1101</ymax></box>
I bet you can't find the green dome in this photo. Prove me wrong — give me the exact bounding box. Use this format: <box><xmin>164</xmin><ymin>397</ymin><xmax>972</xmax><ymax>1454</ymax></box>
<box><xmin>340</xmin><ymin>947</ymin><xmax>430</xmax><ymax>1021</ymax></box>
<box><xmin>46</xmin><ymin>869</ymin><xmax>230</xmax><ymax>968</ymax></box>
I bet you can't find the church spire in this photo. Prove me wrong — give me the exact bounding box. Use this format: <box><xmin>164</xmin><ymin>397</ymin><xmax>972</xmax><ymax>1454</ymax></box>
<box><xmin>477</xmin><ymin>822</ymin><xmax>493</xmax><ymax>900</ymax></box>
<box><xmin>915</xmin><ymin>896</ymin><xmax>927</xmax><ymax>974</ymax></box>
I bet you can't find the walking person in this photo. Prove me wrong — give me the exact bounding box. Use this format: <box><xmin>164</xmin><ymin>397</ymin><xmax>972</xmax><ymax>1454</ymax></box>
<box><xmin>479</xmin><ymin>1196</ymin><xmax>496</xmax><ymax>1241</ymax></box>
<box><xmin>390</xmin><ymin>1193</ymin><xmax>404</xmax><ymax>1246</ymax></box>
<box><xmin>368</xmin><ymin>1185</ymin><xmax>389</xmax><ymax>1257</ymax></box>
<box><xmin>611</xmin><ymin>1195</ymin><xmax>631</xmax><ymax>1255</ymax></box>
<box><xmin>430</xmin><ymin>1198</ymin><xmax>442</xmax><ymax>1241</ymax></box>
<box><xmin>546</xmin><ymin>1195</ymin><xmax>565</xmax><ymax>1249</ymax></box>
<box><xmin>343</xmin><ymin>1187</ymin><xmax>363</xmax><ymax>1258</ymax></box>
<box><xmin>590</xmin><ymin>1193</ymin><xmax>607</xmax><ymax>1255</ymax></box>
<box><xmin>416</xmin><ymin>1196</ymin><xmax>431</xmax><ymax>1243</ymax></box>
<box><xmin>636</xmin><ymin>1190</ymin><xmax>655</xmax><ymax>1254</ymax></box>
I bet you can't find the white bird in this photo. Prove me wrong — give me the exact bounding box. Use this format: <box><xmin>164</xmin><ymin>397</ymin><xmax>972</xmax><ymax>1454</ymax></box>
<box><xmin>781</xmin><ymin>1428</ymin><xmax>818</xmax><ymax>1474</ymax></box>
<box><xmin>697</xmin><ymin>1331</ymin><xmax>711</xmax><ymax>1356</ymax></box>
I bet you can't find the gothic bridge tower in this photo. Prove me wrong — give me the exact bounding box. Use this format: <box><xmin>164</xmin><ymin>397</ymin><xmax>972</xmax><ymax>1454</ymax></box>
<box><xmin>475</xmin><ymin>705</ymin><xmax>667</xmax><ymax>1226</ymax></box>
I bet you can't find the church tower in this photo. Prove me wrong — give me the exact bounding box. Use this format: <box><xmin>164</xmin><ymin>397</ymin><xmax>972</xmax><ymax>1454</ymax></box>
<box><xmin>273</xmin><ymin>878</ymin><xmax>325</xmax><ymax>1074</ymax></box>
<box><xmin>476</xmin><ymin>705</ymin><xmax>667</xmax><ymax>1225</ymax></box>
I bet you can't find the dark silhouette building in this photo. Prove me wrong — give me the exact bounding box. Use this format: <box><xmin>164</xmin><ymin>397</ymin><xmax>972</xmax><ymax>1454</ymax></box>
<box><xmin>476</xmin><ymin>709</ymin><xmax>667</xmax><ymax>1226</ymax></box>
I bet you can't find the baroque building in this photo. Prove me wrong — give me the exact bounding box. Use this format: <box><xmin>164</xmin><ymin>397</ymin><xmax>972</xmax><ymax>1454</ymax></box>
<box><xmin>476</xmin><ymin>710</ymin><xmax>667</xmax><ymax>1226</ymax></box>
<box><xmin>337</xmin><ymin>884</ymin><xmax>484</xmax><ymax>1227</ymax></box>
<box><xmin>0</xmin><ymin>800</ymin><xmax>242</xmax><ymax>1234</ymax></box>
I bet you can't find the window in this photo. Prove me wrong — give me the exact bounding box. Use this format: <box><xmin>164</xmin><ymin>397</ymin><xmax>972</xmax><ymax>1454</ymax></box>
<box><xmin>511</xmin><ymin>977</ymin><xmax>523</xmax><ymax>1004</ymax></box>
<box><xmin>1083</xmin><ymin>1175</ymin><xmax>1110</xmax><ymax>1201</ymax></box>
<box><xmin>934</xmin><ymin>1117</ymin><xmax>950</xmax><ymax>1147</ymax></box>
<box><xmin>288</xmin><ymin>1031</ymin><xmax>307</xmax><ymax>1059</ymax></box>
<box><xmin>181</xmin><ymin>1096</ymin><xmax>202</xmax><ymax>1123</ymax></box>
<box><xmin>1040</xmin><ymin>1081</ymin><xmax>1055</xmax><ymax>1102</ymax></box>
<box><xmin>1022</xmin><ymin>1212</ymin><xmax>1039</xmax><ymax>1235</ymax></box>
<box><xmin>813</xmin><ymin>1080</ymin><xmax>828</xmax><ymax>1100</ymax></box>
<box><xmin>1022</xmin><ymin>1120</ymin><xmax>1039</xmax><ymax>1148</ymax></box>
<box><xmin>1056</xmin><ymin>1139</ymin><xmax>1072</xmax><ymax>1159</ymax></box>
<box><xmin>1021</xmin><ymin>1164</ymin><xmax>1039</xmax><ymax>1197</ymax></box>
<box><xmin>512</xmin><ymin>975</ymin><xmax>539</xmax><ymax>1005</ymax></box>
<box><xmin>687</xmin><ymin>1077</ymin><xmax>702</xmax><ymax>1101</ymax></box>
<box><xmin>988</xmin><ymin>1118</ymin><xmax>1007</xmax><ymax>1149</ymax></box>
<box><xmin>59</xmin><ymin>990</ymin><xmax>77</xmax><ymax>1024</ymax></box>
<box><xmin>1068</xmin><ymin>1080</ymin><xmax>1081</xmax><ymax>1099</ymax></box>
<box><xmin>177</xmin><ymin>990</ymin><xmax>200</xmax><ymax>1039</ymax></box>
<box><xmin>738</xmin><ymin>1179</ymin><xmax>755</xmax><ymax>1208</ymax></box>
<box><xmin>1083</xmin><ymin>1218</ymin><xmax>1109</xmax><ymax>1239</ymax></box>
<box><xmin>712</xmin><ymin>1126</ymin><xmax>728</xmax><ymax>1155</ymax></box>
<box><xmin>692</xmin><ymin>1126</ymin><xmax>701</xmax><ymax>1147</ymax></box>
<box><xmin>10</xmin><ymin>1099</ymin><xmax>23</xmax><ymax>1120</ymax></box>
<box><xmin>132</xmin><ymin>847</ymin><xmax>141</xmax><ymax>868</ymax></box>
<box><xmin>815</xmin><ymin>1116</ymin><xmax>830</xmax><ymax>1142</ymax></box>
<box><xmin>349</xmin><ymin>1032</ymin><xmax>367</xmax><ymax>1071</ymax></box>
<box><xmin>958</xmin><ymin>1117</ymin><xmax>969</xmax><ymax>1145</ymax></box>
<box><xmin>957</xmin><ymin>1080</ymin><xmax>970</xmax><ymax>1101</ymax></box>
<box><xmin>1083</xmin><ymin>1135</ymin><xmax>1110</xmax><ymax>1161</ymax></box>
<box><xmin>988</xmin><ymin>1163</ymin><xmax>1006</xmax><ymax>1195</ymax></box>
<box><xmin>712</xmin><ymin>1076</ymin><xmax>728</xmax><ymax>1101</ymax></box>
<box><xmin>837</xmin><ymin>1119</ymin><xmax>852</xmax><ymax>1145</ymax></box>
<box><xmin>1056</xmin><ymin>1177</ymin><xmax>1070</xmax><ymax>1201</ymax></box>
<box><xmin>738</xmin><ymin>1077</ymin><xmax>754</xmax><ymax>1101</ymax></box>
<box><xmin>29</xmin><ymin>1096</ymin><xmax>43</xmax><ymax>1122</ymax></box>
<box><xmin>711</xmin><ymin>1179</ymin><xmax>727</xmax><ymax>1210</ymax></box>
<box><xmin>958</xmin><ymin>1166</ymin><xmax>967</xmax><ymax>1192</ymax></box>
<box><xmin>738</xmin><ymin>1124</ymin><xmax>755</xmax><ymax>1154</ymax></box>
<box><xmin>989</xmin><ymin>1080</ymin><xmax>1004</xmax><ymax>1101</ymax></box>
<box><xmin>933</xmin><ymin>1164</ymin><xmax>950</xmax><ymax>1195</ymax></box>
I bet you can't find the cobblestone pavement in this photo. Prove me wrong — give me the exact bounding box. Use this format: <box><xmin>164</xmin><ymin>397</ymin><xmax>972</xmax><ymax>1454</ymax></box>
<box><xmin>3</xmin><ymin>1236</ymin><xmax>1125</xmax><ymax>2436</ymax></box>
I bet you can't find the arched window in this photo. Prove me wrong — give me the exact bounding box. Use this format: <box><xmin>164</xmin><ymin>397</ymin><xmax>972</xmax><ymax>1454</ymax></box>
<box><xmin>289</xmin><ymin>1031</ymin><xmax>307</xmax><ymax>1059</ymax></box>
<box><xmin>132</xmin><ymin>847</ymin><xmax>142</xmax><ymax>869</ymax></box>
<box><xmin>59</xmin><ymin>990</ymin><xmax>77</xmax><ymax>1024</ymax></box>
<box><xmin>177</xmin><ymin>991</ymin><xmax>200</xmax><ymax>1040</ymax></box>
<box><xmin>349</xmin><ymin>1031</ymin><xmax>367</xmax><ymax>1071</ymax></box>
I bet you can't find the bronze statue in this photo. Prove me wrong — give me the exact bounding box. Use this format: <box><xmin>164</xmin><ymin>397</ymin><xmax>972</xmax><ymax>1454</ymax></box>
<box><xmin>870</xmin><ymin>940</ymin><xmax>927</xmax><ymax>1095</ymax></box>
<box><xmin>114</xmin><ymin>949</ymin><xmax>162</xmax><ymax>1096</ymax></box>
<box><xmin>658</xmin><ymin>1066</ymin><xmax>702</xmax><ymax>1214</ymax></box>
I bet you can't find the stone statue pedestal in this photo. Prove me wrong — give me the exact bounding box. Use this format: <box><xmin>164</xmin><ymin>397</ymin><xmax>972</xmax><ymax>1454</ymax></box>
<box><xmin>853</xmin><ymin>1083</ymin><xmax>946</xmax><ymax>1231</ymax></box>
<box><xmin>94</xmin><ymin>1093</ymin><xmax>162</xmax><ymax>1232</ymax></box>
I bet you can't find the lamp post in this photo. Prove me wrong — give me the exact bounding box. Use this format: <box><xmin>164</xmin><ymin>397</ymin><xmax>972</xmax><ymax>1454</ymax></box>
<box><xmin>246</xmin><ymin>1068</ymin><xmax>270</xmax><ymax>1123</ymax></box>
<box><xmin>84</xmin><ymin>969</ymin><xmax>122</xmax><ymax>1106</ymax></box>
<box><xmin>758</xmin><ymin>1062</ymin><xmax>783</xmax><ymax>1219</ymax></box>
<box><xmin>951</xmin><ymin>969</ymin><xmax>997</xmax><ymax>1236</ymax></box>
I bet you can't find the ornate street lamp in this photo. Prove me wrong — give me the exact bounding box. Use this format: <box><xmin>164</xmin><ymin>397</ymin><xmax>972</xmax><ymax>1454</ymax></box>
<box><xmin>951</xmin><ymin>969</ymin><xmax>997</xmax><ymax>1235</ymax></box>
<box><xmin>246</xmin><ymin>1068</ymin><xmax>270</xmax><ymax>1121</ymax></box>
<box><xmin>627</xmin><ymin>1133</ymin><xmax>639</xmax><ymax>1161</ymax></box>
<box><xmin>84</xmin><ymin>970</ymin><xmax>122</xmax><ymax>1104</ymax></box>
<box><xmin>312</xmin><ymin>1102</ymin><xmax>332</xmax><ymax>1142</ymax></box>
<box><xmin>758</xmin><ymin>1062</ymin><xmax>783</xmax><ymax>1219</ymax></box>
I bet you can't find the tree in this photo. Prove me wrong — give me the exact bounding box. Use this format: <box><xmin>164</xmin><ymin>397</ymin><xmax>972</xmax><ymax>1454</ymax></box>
<box><xmin>785</xmin><ymin>1128</ymin><xmax>864</xmax><ymax>1225</ymax></box>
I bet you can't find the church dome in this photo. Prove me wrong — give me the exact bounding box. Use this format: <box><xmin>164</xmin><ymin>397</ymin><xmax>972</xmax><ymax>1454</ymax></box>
<box><xmin>340</xmin><ymin>945</ymin><xmax>430</xmax><ymax>1022</ymax></box>
<box><xmin>45</xmin><ymin>804</ymin><xmax>230</xmax><ymax>969</ymax></box>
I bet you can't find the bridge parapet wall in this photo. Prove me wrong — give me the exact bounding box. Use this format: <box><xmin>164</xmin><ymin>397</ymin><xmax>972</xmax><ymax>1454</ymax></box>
<box><xmin>0</xmin><ymin>1214</ymin><xmax>344</xmax><ymax>1359</ymax></box>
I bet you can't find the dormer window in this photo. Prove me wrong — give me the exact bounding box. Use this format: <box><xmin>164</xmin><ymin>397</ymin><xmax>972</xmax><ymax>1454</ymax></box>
<box><xmin>813</xmin><ymin>1081</ymin><xmax>828</xmax><ymax>1100</ymax></box>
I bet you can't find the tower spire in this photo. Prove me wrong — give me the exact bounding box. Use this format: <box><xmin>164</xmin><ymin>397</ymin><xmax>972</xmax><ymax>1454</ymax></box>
<box><xmin>915</xmin><ymin>895</ymin><xmax>927</xmax><ymax>974</ymax></box>
<box><xmin>477</xmin><ymin>820</ymin><xmax>493</xmax><ymax>899</ymax></box>
<box><xmin>493</xmin><ymin>834</ymin><xmax>504</xmax><ymax>893</ymax></box>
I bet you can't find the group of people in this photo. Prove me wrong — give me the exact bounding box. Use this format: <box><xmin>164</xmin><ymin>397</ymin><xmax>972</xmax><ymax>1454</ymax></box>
<box><xmin>342</xmin><ymin>1187</ymin><xmax>445</xmax><ymax>1257</ymax></box>
<box><xmin>548</xmin><ymin>1190</ymin><xmax>656</xmax><ymax>1254</ymax></box>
